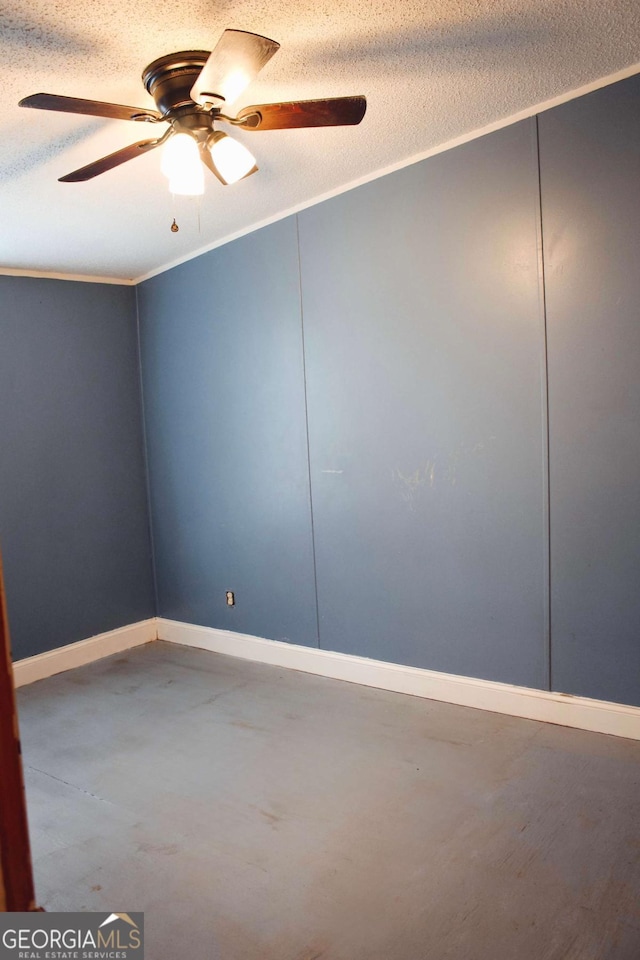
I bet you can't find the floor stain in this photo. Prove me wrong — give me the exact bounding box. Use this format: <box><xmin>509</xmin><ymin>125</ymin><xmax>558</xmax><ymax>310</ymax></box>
<box><xmin>296</xmin><ymin>943</ymin><xmax>328</xmax><ymax>960</ymax></box>
<box><xmin>249</xmin><ymin>804</ymin><xmax>284</xmax><ymax>827</ymax></box>
<box><xmin>136</xmin><ymin>841</ymin><xmax>179</xmax><ymax>856</ymax></box>
<box><xmin>230</xmin><ymin>720</ymin><xmax>268</xmax><ymax>733</ymax></box>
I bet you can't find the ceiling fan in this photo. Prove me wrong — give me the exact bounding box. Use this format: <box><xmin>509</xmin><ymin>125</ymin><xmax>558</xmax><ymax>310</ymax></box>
<box><xmin>19</xmin><ymin>29</ymin><xmax>367</xmax><ymax>194</ymax></box>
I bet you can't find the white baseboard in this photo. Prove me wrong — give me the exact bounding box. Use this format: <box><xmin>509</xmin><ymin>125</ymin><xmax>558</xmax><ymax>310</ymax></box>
<box><xmin>13</xmin><ymin>616</ymin><xmax>640</xmax><ymax>741</ymax></box>
<box><xmin>12</xmin><ymin>619</ymin><xmax>158</xmax><ymax>688</ymax></box>
<box><xmin>157</xmin><ymin>618</ymin><xmax>640</xmax><ymax>742</ymax></box>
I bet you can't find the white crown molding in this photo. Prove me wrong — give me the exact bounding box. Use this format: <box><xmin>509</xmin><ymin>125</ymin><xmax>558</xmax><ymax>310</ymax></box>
<box><xmin>135</xmin><ymin>60</ymin><xmax>640</xmax><ymax>284</ymax></box>
<box><xmin>0</xmin><ymin>267</ymin><xmax>135</xmax><ymax>286</ymax></box>
<box><xmin>158</xmin><ymin>618</ymin><xmax>640</xmax><ymax>742</ymax></box>
<box><xmin>12</xmin><ymin>619</ymin><xmax>157</xmax><ymax>688</ymax></box>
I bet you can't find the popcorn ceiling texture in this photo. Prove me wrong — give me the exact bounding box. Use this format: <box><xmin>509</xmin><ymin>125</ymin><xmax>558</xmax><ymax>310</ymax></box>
<box><xmin>1</xmin><ymin>0</ymin><xmax>639</xmax><ymax>280</ymax></box>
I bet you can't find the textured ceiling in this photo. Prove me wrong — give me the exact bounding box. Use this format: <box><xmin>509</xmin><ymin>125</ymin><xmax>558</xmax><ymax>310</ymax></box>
<box><xmin>1</xmin><ymin>0</ymin><xmax>639</xmax><ymax>281</ymax></box>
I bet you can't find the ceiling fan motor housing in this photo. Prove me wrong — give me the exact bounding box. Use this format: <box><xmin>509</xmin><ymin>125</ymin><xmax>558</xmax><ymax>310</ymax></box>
<box><xmin>142</xmin><ymin>51</ymin><xmax>211</xmax><ymax>117</ymax></box>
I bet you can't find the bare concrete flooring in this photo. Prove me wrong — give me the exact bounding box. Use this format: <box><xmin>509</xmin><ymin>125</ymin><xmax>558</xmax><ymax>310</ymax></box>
<box><xmin>16</xmin><ymin>641</ymin><xmax>640</xmax><ymax>960</ymax></box>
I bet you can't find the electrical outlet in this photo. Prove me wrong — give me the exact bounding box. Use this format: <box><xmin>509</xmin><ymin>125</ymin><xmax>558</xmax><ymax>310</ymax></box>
<box><xmin>226</xmin><ymin>591</ymin><xmax>235</xmax><ymax>607</ymax></box>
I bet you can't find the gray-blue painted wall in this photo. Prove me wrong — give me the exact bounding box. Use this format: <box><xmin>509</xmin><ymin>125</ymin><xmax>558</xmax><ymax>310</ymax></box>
<box><xmin>297</xmin><ymin>120</ymin><xmax>547</xmax><ymax>688</ymax></box>
<box><xmin>136</xmin><ymin>222</ymin><xmax>319</xmax><ymax>646</ymax></box>
<box><xmin>539</xmin><ymin>74</ymin><xmax>640</xmax><ymax>705</ymax></box>
<box><xmin>4</xmin><ymin>74</ymin><xmax>638</xmax><ymax>707</ymax></box>
<box><xmin>0</xmin><ymin>277</ymin><xmax>155</xmax><ymax>658</ymax></box>
<box><xmin>140</xmin><ymin>73</ymin><xmax>640</xmax><ymax>706</ymax></box>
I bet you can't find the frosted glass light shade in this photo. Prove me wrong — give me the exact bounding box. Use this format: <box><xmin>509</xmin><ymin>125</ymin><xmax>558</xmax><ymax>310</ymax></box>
<box><xmin>161</xmin><ymin>134</ymin><xmax>204</xmax><ymax>196</ymax></box>
<box><xmin>217</xmin><ymin>68</ymin><xmax>251</xmax><ymax>107</ymax></box>
<box><xmin>208</xmin><ymin>133</ymin><xmax>256</xmax><ymax>185</ymax></box>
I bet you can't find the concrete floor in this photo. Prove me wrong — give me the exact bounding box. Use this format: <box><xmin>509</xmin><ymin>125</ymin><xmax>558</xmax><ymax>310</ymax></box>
<box><xmin>16</xmin><ymin>641</ymin><xmax>640</xmax><ymax>960</ymax></box>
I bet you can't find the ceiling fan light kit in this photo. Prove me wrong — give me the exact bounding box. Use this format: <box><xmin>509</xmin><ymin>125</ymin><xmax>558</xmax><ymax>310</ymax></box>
<box><xmin>206</xmin><ymin>132</ymin><xmax>257</xmax><ymax>185</ymax></box>
<box><xmin>18</xmin><ymin>29</ymin><xmax>367</xmax><ymax>199</ymax></box>
<box><xmin>161</xmin><ymin>133</ymin><xmax>205</xmax><ymax>195</ymax></box>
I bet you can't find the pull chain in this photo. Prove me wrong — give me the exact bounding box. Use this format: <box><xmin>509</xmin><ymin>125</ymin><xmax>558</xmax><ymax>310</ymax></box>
<box><xmin>169</xmin><ymin>193</ymin><xmax>203</xmax><ymax>233</ymax></box>
<box><xmin>170</xmin><ymin>192</ymin><xmax>179</xmax><ymax>232</ymax></box>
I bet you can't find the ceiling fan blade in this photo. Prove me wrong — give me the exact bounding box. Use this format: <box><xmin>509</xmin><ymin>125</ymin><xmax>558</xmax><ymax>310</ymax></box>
<box><xmin>231</xmin><ymin>96</ymin><xmax>367</xmax><ymax>131</ymax></box>
<box><xmin>58</xmin><ymin>139</ymin><xmax>161</xmax><ymax>182</ymax></box>
<box><xmin>190</xmin><ymin>29</ymin><xmax>279</xmax><ymax>106</ymax></box>
<box><xmin>19</xmin><ymin>93</ymin><xmax>162</xmax><ymax>123</ymax></box>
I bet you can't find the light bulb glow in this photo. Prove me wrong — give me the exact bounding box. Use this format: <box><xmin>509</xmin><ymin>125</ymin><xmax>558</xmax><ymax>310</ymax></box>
<box><xmin>168</xmin><ymin>168</ymin><xmax>204</xmax><ymax>196</ymax></box>
<box><xmin>220</xmin><ymin>69</ymin><xmax>251</xmax><ymax>106</ymax></box>
<box><xmin>208</xmin><ymin>134</ymin><xmax>256</xmax><ymax>185</ymax></box>
<box><xmin>161</xmin><ymin>134</ymin><xmax>204</xmax><ymax>196</ymax></box>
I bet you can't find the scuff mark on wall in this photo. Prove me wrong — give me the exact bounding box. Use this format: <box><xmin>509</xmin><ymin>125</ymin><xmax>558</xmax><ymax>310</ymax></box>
<box><xmin>392</xmin><ymin>459</ymin><xmax>436</xmax><ymax>509</ymax></box>
<box><xmin>392</xmin><ymin>436</ymin><xmax>496</xmax><ymax>507</ymax></box>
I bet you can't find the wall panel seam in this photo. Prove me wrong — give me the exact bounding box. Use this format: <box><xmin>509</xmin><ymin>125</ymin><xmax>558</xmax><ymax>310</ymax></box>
<box><xmin>535</xmin><ymin>114</ymin><xmax>552</xmax><ymax>692</ymax></box>
<box><xmin>295</xmin><ymin>215</ymin><xmax>321</xmax><ymax>649</ymax></box>
<box><xmin>134</xmin><ymin>285</ymin><xmax>160</xmax><ymax>623</ymax></box>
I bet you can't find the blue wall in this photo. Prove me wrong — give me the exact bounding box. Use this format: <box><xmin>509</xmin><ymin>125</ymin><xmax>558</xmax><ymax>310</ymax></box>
<box><xmin>0</xmin><ymin>277</ymin><xmax>155</xmax><ymax>658</ymax></box>
<box><xmin>136</xmin><ymin>221</ymin><xmax>318</xmax><ymax>646</ymax></box>
<box><xmin>297</xmin><ymin>120</ymin><xmax>547</xmax><ymax>688</ymax></box>
<box><xmin>140</xmin><ymin>73</ymin><xmax>640</xmax><ymax>706</ymax></box>
<box><xmin>4</xmin><ymin>73</ymin><xmax>638</xmax><ymax>707</ymax></box>
<box><xmin>540</xmin><ymin>74</ymin><xmax>640</xmax><ymax>705</ymax></box>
